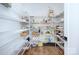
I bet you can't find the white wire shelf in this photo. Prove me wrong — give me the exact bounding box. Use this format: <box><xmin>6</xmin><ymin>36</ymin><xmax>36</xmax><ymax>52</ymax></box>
<box><xmin>56</xmin><ymin>41</ymin><xmax>64</xmax><ymax>50</ymax></box>
<box><xmin>0</xmin><ymin>16</ymin><xmax>29</xmax><ymax>23</ymax></box>
<box><xmin>56</xmin><ymin>35</ymin><xmax>66</xmax><ymax>43</ymax></box>
<box><xmin>0</xmin><ymin>35</ymin><xmax>29</xmax><ymax>49</ymax></box>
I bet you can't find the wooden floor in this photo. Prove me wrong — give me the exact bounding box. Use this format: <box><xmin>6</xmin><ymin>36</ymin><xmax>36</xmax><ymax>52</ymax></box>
<box><xmin>23</xmin><ymin>46</ymin><xmax>64</xmax><ymax>55</ymax></box>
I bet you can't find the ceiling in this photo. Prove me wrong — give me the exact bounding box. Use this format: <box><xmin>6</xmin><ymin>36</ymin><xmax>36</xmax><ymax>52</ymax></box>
<box><xmin>11</xmin><ymin>3</ymin><xmax>64</xmax><ymax>16</ymax></box>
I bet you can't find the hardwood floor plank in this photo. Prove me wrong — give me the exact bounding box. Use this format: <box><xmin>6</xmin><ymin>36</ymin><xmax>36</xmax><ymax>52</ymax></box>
<box><xmin>23</xmin><ymin>46</ymin><xmax>64</xmax><ymax>55</ymax></box>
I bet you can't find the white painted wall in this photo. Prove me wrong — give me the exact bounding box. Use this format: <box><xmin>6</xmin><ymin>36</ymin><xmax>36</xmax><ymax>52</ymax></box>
<box><xmin>64</xmin><ymin>3</ymin><xmax>79</xmax><ymax>55</ymax></box>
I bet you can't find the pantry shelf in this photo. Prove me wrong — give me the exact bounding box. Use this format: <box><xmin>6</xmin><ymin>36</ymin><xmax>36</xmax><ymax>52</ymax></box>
<box><xmin>56</xmin><ymin>42</ymin><xmax>64</xmax><ymax>50</ymax></box>
<box><xmin>0</xmin><ymin>29</ymin><xmax>29</xmax><ymax>33</ymax></box>
<box><xmin>56</xmin><ymin>35</ymin><xmax>66</xmax><ymax>43</ymax></box>
<box><xmin>0</xmin><ymin>36</ymin><xmax>24</xmax><ymax>48</ymax></box>
<box><xmin>0</xmin><ymin>16</ymin><xmax>29</xmax><ymax>23</ymax></box>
